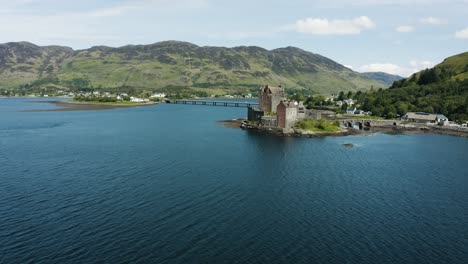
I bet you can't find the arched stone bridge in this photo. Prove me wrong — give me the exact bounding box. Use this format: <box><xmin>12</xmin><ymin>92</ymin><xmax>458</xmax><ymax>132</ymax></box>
<box><xmin>340</xmin><ymin>119</ymin><xmax>401</xmax><ymax>129</ymax></box>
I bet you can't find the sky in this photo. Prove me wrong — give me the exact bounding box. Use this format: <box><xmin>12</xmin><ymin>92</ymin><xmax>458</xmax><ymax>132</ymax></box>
<box><xmin>0</xmin><ymin>0</ymin><xmax>467</xmax><ymax>77</ymax></box>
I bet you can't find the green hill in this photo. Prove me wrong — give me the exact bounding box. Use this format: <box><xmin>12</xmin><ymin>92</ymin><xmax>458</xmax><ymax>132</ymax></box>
<box><xmin>357</xmin><ymin>52</ymin><xmax>468</xmax><ymax>121</ymax></box>
<box><xmin>0</xmin><ymin>41</ymin><xmax>387</xmax><ymax>95</ymax></box>
<box><xmin>361</xmin><ymin>72</ymin><xmax>404</xmax><ymax>87</ymax></box>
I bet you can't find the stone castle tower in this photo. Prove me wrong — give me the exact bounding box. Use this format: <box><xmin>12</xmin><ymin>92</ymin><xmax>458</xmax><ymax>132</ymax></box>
<box><xmin>258</xmin><ymin>85</ymin><xmax>286</xmax><ymax>113</ymax></box>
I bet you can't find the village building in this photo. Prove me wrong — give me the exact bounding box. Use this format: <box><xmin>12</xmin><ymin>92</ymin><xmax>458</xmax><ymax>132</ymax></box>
<box><xmin>403</xmin><ymin>112</ymin><xmax>449</xmax><ymax>124</ymax></box>
<box><xmin>346</xmin><ymin>107</ymin><xmax>367</xmax><ymax>115</ymax></box>
<box><xmin>151</xmin><ymin>93</ymin><xmax>166</xmax><ymax>98</ymax></box>
<box><xmin>344</xmin><ymin>99</ymin><xmax>355</xmax><ymax>106</ymax></box>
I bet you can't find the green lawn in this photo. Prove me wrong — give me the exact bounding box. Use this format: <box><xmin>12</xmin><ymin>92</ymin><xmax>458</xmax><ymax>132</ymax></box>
<box><xmin>294</xmin><ymin>118</ymin><xmax>341</xmax><ymax>132</ymax></box>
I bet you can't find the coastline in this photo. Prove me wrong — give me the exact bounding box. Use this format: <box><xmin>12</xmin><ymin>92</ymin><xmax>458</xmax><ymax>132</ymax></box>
<box><xmin>220</xmin><ymin>119</ymin><xmax>468</xmax><ymax>138</ymax></box>
<box><xmin>23</xmin><ymin>100</ymin><xmax>158</xmax><ymax>112</ymax></box>
<box><xmin>63</xmin><ymin>100</ymin><xmax>159</xmax><ymax>107</ymax></box>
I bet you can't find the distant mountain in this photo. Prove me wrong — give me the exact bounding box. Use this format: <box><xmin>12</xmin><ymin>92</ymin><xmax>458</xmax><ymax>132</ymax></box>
<box><xmin>361</xmin><ymin>72</ymin><xmax>404</xmax><ymax>87</ymax></box>
<box><xmin>0</xmin><ymin>41</ymin><xmax>387</xmax><ymax>94</ymax></box>
<box><xmin>0</xmin><ymin>42</ymin><xmax>74</xmax><ymax>88</ymax></box>
<box><xmin>359</xmin><ymin>52</ymin><xmax>468</xmax><ymax>121</ymax></box>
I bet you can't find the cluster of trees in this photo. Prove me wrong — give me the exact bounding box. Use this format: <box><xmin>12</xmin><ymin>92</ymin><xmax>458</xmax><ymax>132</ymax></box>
<box><xmin>169</xmin><ymin>90</ymin><xmax>209</xmax><ymax>99</ymax></box>
<box><xmin>298</xmin><ymin>65</ymin><xmax>467</xmax><ymax>122</ymax></box>
<box><xmin>74</xmin><ymin>96</ymin><xmax>120</xmax><ymax>102</ymax></box>
<box><xmin>392</xmin><ymin>67</ymin><xmax>455</xmax><ymax>88</ymax></box>
<box><xmin>336</xmin><ymin>77</ymin><xmax>468</xmax><ymax>121</ymax></box>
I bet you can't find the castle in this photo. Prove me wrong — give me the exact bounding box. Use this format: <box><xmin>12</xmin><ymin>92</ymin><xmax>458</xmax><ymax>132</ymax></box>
<box><xmin>248</xmin><ymin>85</ymin><xmax>314</xmax><ymax>130</ymax></box>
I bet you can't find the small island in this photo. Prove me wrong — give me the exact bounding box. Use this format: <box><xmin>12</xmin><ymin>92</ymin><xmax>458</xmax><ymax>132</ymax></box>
<box><xmin>72</xmin><ymin>93</ymin><xmax>160</xmax><ymax>106</ymax></box>
<box><xmin>23</xmin><ymin>92</ymin><xmax>162</xmax><ymax>112</ymax></box>
<box><xmin>53</xmin><ymin>94</ymin><xmax>159</xmax><ymax>111</ymax></box>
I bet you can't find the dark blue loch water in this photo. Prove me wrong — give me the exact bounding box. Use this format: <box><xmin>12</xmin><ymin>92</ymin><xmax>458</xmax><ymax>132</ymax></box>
<box><xmin>0</xmin><ymin>98</ymin><xmax>467</xmax><ymax>264</ymax></box>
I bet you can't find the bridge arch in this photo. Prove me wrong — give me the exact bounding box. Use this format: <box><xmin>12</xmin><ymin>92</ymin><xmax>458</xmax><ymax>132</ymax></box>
<box><xmin>364</xmin><ymin>121</ymin><xmax>371</xmax><ymax>128</ymax></box>
<box><xmin>353</xmin><ymin>122</ymin><xmax>363</xmax><ymax>130</ymax></box>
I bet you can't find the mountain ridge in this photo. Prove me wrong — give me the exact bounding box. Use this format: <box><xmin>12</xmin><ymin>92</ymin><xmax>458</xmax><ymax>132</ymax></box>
<box><xmin>0</xmin><ymin>41</ymin><xmax>388</xmax><ymax>94</ymax></box>
<box><xmin>361</xmin><ymin>72</ymin><xmax>404</xmax><ymax>87</ymax></box>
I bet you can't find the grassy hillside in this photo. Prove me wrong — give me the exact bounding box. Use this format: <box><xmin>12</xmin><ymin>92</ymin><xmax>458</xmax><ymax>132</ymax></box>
<box><xmin>356</xmin><ymin>52</ymin><xmax>468</xmax><ymax>121</ymax></box>
<box><xmin>0</xmin><ymin>42</ymin><xmax>73</xmax><ymax>88</ymax></box>
<box><xmin>0</xmin><ymin>41</ymin><xmax>387</xmax><ymax>95</ymax></box>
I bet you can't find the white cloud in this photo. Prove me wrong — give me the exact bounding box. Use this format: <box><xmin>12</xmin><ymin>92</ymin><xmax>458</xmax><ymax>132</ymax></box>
<box><xmin>0</xmin><ymin>0</ymin><xmax>211</xmax><ymax>48</ymax></box>
<box><xmin>455</xmin><ymin>27</ymin><xmax>468</xmax><ymax>39</ymax></box>
<box><xmin>294</xmin><ymin>16</ymin><xmax>375</xmax><ymax>35</ymax></box>
<box><xmin>409</xmin><ymin>60</ymin><xmax>435</xmax><ymax>70</ymax></box>
<box><xmin>307</xmin><ymin>0</ymin><xmax>468</xmax><ymax>8</ymax></box>
<box><xmin>344</xmin><ymin>65</ymin><xmax>354</xmax><ymax>69</ymax></box>
<box><xmin>396</xmin><ymin>25</ymin><xmax>414</xmax><ymax>33</ymax></box>
<box><xmin>356</xmin><ymin>60</ymin><xmax>434</xmax><ymax>76</ymax></box>
<box><xmin>419</xmin><ymin>17</ymin><xmax>448</xmax><ymax>25</ymax></box>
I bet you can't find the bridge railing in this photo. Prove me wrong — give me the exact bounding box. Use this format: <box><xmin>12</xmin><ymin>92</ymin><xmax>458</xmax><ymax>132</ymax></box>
<box><xmin>166</xmin><ymin>100</ymin><xmax>259</xmax><ymax>108</ymax></box>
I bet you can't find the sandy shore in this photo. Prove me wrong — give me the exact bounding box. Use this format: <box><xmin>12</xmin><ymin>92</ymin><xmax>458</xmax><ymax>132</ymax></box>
<box><xmin>23</xmin><ymin>100</ymin><xmax>158</xmax><ymax>112</ymax></box>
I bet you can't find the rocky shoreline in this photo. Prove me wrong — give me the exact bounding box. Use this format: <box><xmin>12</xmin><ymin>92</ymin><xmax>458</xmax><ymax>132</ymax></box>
<box><xmin>220</xmin><ymin>118</ymin><xmax>468</xmax><ymax>138</ymax></box>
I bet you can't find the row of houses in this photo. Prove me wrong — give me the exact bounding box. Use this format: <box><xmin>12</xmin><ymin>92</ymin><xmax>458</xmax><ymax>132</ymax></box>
<box><xmin>346</xmin><ymin>107</ymin><xmax>371</xmax><ymax>116</ymax></box>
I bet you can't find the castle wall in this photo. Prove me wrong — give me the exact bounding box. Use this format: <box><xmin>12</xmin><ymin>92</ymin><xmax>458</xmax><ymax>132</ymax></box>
<box><xmin>247</xmin><ymin>107</ymin><xmax>264</xmax><ymax>122</ymax></box>
<box><xmin>270</xmin><ymin>97</ymin><xmax>282</xmax><ymax>113</ymax></box>
<box><xmin>284</xmin><ymin>108</ymin><xmax>298</xmax><ymax>128</ymax></box>
<box><xmin>277</xmin><ymin>104</ymin><xmax>286</xmax><ymax>128</ymax></box>
<box><xmin>277</xmin><ymin>103</ymin><xmax>298</xmax><ymax>129</ymax></box>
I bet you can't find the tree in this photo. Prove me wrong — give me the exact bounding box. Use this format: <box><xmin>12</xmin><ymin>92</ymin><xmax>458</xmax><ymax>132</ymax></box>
<box><xmin>338</xmin><ymin>91</ymin><xmax>345</xmax><ymax>101</ymax></box>
<box><xmin>341</xmin><ymin>102</ymin><xmax>348</xmax><ymax>111</ymax></box>
<box><xmin>396</xmin><ymin>102</ymin><xmax>409</xmax><ymax>116</ymax></box>
<box><xmin>289</xmin><ymin>93</ymin><xmax>306</xmax><ymax>102</ymax></box>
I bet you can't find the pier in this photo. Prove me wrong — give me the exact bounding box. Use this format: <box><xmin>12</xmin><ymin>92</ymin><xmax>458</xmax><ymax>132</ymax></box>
<box><xmin>165</xmin><ymin>100</ymin><xmax>258</xmax><ymax>108</ymax></box>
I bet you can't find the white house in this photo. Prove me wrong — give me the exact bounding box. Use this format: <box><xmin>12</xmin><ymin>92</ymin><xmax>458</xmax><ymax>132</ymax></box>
<box><xmin>346</xmin><ymin>107</ymin><xmax>357</xmax><ymax>115</ymax></box>
<box><xmin>130</xmin><ymin>97</ymin><xmax>149</xmax><ymax>103</ymax></box>
<box><xmin>344</xmin><ymin>99</ymin><xmax>355</xmax><ymax>106</ymax></box>
<box><xmin>150</xmin><ymin>93</ymin><xmax>166</xmax><ymax>98</ymax></box>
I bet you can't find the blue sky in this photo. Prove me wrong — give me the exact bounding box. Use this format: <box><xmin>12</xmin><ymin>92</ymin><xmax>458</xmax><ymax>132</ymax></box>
<box><xmin>0</xmin><ymin>0</ymin><xmax>467</xmax><ymax>76</ymax></box>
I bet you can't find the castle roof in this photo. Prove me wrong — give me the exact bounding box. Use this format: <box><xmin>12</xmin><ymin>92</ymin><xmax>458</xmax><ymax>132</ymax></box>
<box><xmin>260</xmin><ymin>85</ymin><xmax>284</xmax><ymax>95</ymax></box>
